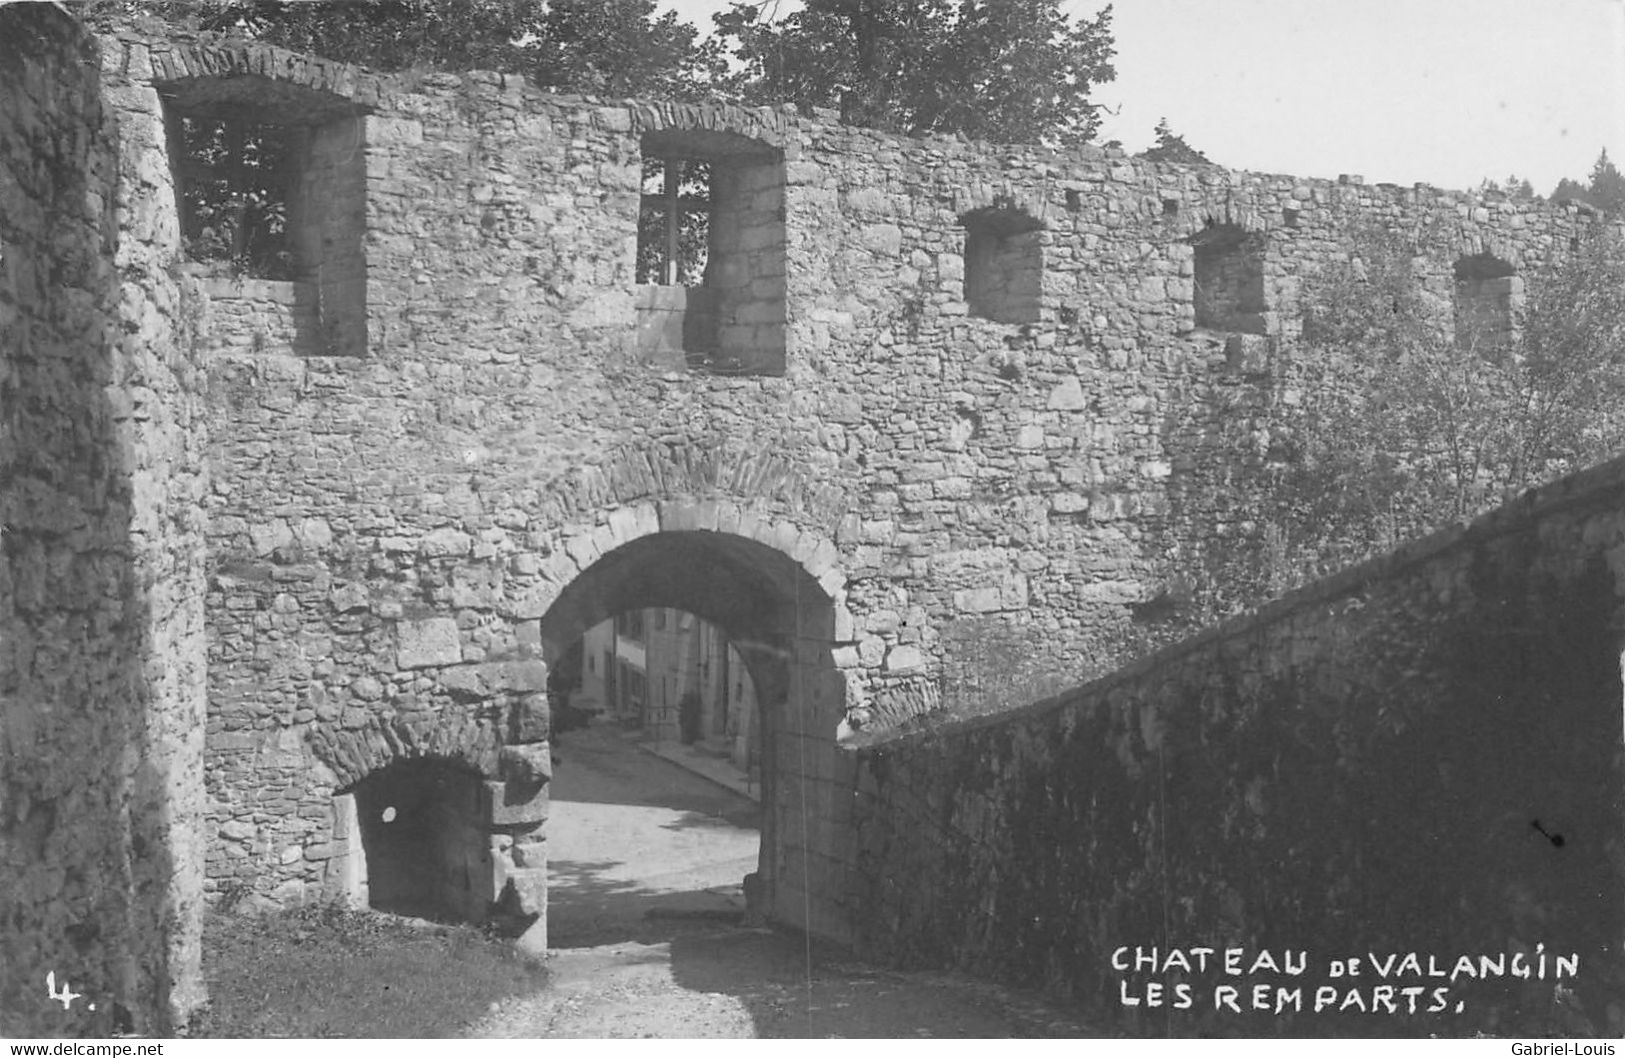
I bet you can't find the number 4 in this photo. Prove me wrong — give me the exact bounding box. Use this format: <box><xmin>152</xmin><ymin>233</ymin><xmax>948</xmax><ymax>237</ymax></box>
<box><xmin>46</xmin><ymin>972</ymin><xmax>82</xmax><ymax>1010</ymax></box>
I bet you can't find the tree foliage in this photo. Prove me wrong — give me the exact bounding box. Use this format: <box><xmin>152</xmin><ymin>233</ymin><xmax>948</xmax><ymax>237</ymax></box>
<box><xmin>172</xmin><ymin>114</ymin><xmax>296</xmax><ymax>278</ymax></box>
<box><xmin>1171</xmin><ymin>227</ymin><xmax>1625</xmax><ymax>620</ymax></box>
<box><xmin>1136</xmin><ymin>117</ymin><xmax>1210</xmax><ymax>165</ymax></box>
<box><xmin>89</xmin><ymin>0</ymin><xmax>725</xmax><ymax>100</ymax></box>
<box><xmin>636</xmin><ymin>157</ymin><xmax>711</xmax><ymax>285</ymax></box>
<box><xmin>1552</xmin><ymin>177</ymin><xmax>1590</xmax><ymax>205</ymax></box>
<box><xmin>1478</xmin><ymin>173</ymin><xmax>1536</xmax><ymax>200</ymax></box>
<box><xmin>1586</xmin><ymin>149</ymin><xmax>1625</xmax><ymax>214</ymax></box>
<box><xmin>526</xmin><ymin>0</ymin><xmax>725</xmax><ymax>98</ymax></box>
<box><xmin>90</xmin><ymin>0</ymin><xmax>1118</xmax><ymax>143</ymax></box>
<box><xmin>713</xmin><ymin>0</ymin><xmax>1117</xmax><ymax>146</ymax></box>
<box><xmin>1550</xmin><ymin>149</ymin><xmax>1625</xmax><ymax>214</ymax></box>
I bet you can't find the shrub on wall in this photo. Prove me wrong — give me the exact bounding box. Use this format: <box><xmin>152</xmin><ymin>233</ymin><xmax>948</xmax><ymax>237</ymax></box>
<box><xmin>1166</xmin><ymin>226</ymin><xmax>1625</xmax><ymax>625</ymax></box>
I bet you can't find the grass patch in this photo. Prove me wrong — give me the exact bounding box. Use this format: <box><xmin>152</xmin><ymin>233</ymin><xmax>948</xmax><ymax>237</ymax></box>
<box><xmin>195</xmin><ymin>903</ymin><xmax>548</xmax><ymax>1038</ymax></box>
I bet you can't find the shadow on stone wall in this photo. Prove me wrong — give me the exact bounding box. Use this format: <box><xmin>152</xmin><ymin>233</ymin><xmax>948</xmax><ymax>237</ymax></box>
<box><xmin>847</xmin><ymin>457</ymin><xmax>1625</xmax><ymax>1038</ymax></box>
<box><xmin>0</xmin><ymin>7</ymin><xmax>202</xmax><ymax>1036</ymax></box>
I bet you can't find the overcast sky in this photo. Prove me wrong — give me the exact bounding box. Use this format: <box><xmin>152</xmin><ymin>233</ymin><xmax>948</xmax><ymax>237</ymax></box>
<box><xmin>661</xmin><ymin>0</ymin><xmax>1625</xmax><ymax>194</ymax></box>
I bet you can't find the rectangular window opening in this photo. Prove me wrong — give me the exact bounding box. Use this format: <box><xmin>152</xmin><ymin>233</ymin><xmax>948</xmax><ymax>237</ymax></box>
<box><xmin>1191</xmin><ymin>225</ymin><xmax>1269</xmax><ymax>334</ymax></box>
<box><xmin>616</xmin><ymin>610</ymin><xmax>646</xmax><ymax>642</ymax></box>
<box><xmin>633</xmin><ymin>136</ymin><xmax>786</xmax><ymax>376</ymax></box>
<box><xmin>164</xmin><ymin>95</ymin><xmax>367</xmax><ymax>357</ymax></box>
<box><xmin>1453</xmin><ymin>254</ymin><xmax>1521</xmax><ymax>354</ymax></box>
<box><xmin>963</xmin><ymin>207</ymin><xmax>1044</xmax><ymax>325</ymax></box>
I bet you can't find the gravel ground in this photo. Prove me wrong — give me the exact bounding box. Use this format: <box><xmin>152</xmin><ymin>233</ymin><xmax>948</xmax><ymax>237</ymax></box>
<box><xmin>467</xmin><ymin>917</ymin><xmax>1101</xmax><ymax>1038</ymax></box>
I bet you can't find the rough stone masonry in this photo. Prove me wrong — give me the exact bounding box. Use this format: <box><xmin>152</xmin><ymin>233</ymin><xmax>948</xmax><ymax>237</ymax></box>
<box><xmin>3</xmin><ymin>10</ymin><xmax>1621</xmax><ymax>1036</ymax></box>
<box><xmin>845</xmin><ymin>456</ymin><xmax>1625</xmax><ymax>1037</ymax></box>
<box><xmin>1</xmin><ymin>8</ymin><xmax>208</xmax><ymax>1036</ymax></box>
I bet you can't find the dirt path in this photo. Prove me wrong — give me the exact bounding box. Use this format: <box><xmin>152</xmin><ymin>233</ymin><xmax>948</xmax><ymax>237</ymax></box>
<box><xmin>461</xmin><ymin>724</ymin><xmax>1098</xmax><ymax>1038</ymax></box>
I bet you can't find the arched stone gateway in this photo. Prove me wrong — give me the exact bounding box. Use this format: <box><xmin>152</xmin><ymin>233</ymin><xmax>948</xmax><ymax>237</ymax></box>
<box><xmin>540</xmin><ymin>531</ymin><xmax>843</xmax><ymax>933</ymax></box>
<box><xmin>261</xmin><ymin>498</ymin><xmax>859</xmax><ymax>949</ymax></box>
<box><xmin>534</xmin><ymin>503</ymin><xmax>860</xmax><ymax>941</ymax></box>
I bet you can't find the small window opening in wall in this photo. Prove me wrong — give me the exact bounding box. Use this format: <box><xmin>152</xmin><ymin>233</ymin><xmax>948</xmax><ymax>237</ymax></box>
<box><xmin>615</xmin><ymin>608</ymin><xmax>646</xmax><ymax>641</ymax></box>
<box><xmin>1162</xmin><ymin>198</ymin><xmax>1180</xmax><ymax>217</ymax></box>
<box><xmin>1453</xmin><ymin>252</ymin><xmax>1521</xmax><ymax>353</ymax></box>
<box><xmin>962</xmin><ymin>206</ymin><xmax>1044</xmax><ymax>325</ymax></box>
<box><xmin>633</xmin><ymin>130</ymin><xmax>787</xmax><ymax>376</ymax></box>
<box><xmin>1064</xmin><ymin>189</ymin><xmax>1082</xmax><ymax>212</ymax></box>
<box><xmin>1190</xmin><ymin>223</ymin><xmax>1268</xmax><ymax>333</ymax></box>
<box><xmin>161</xmin><ymin>78</ymin><xmax>368</xmax><ymax>357</ymax></box>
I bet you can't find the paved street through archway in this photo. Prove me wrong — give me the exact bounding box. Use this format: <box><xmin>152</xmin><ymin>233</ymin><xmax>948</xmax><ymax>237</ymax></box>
<box><xmin>463</xmin><ymin>722</ymin><xmax>1099</xmax><ymax>1038</ymax></box>
<box><xmin>545</xmin><ymin>722</ymin><xmax>762</xmax><ymax>947</ymax></box>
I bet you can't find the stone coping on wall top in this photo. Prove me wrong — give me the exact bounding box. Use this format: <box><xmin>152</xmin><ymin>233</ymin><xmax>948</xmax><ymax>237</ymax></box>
<box><xmin>848</xmin><ymin>451</ymin><xmax>1625</xmax><ymax>753</ymax></box>
<box><xmin>108</xmin><ymin>23</ymin><xmax>388</xmax><ymax>111</ymax></box>
<box><xmin>100</xmin><ymin>24</ymin><xmax>1625</xmax><ymax>211</ymax></box>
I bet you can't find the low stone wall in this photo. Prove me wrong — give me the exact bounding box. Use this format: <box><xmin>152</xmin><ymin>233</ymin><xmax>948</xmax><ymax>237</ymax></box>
<box><xmin>0</xmin><ymin>8</ymin><xmax>207</xmax><ymax>1036</ymax></box>
<box><xmin>195</xmin><ymin>274</ymin><xmax>321</xmax><ymax>357</ymax></box>
<box><xmin>847</xmin><ymin>457</ymin><xmax>1625</xmax><ymax>1037</ymax></box>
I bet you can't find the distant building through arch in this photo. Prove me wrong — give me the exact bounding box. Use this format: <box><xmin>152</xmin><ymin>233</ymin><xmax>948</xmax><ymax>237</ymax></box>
<box><xmin>535</xmin><ymin>522</ymin><xmax>855</xmax><ymax>939</ymax></box>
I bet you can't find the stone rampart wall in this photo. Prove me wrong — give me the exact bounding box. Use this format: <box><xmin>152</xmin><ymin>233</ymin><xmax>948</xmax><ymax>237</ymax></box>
<box><xmin>87</xmin><ymin>26</ymin><xmax>1623</xmax><ymax>951</ymax></box>
<box><xmin>1</xmin><ymin>9</ymin><xmax>207</xmax><ymax>1036</ymax></box>
<box><xmin>845</xmin><ymin>457</ymin><xmax>1625</xmax><ymax>1037</ymax></box>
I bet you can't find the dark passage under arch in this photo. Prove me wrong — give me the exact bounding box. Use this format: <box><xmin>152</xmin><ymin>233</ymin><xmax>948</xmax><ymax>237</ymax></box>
<box><xmin>349</xmin><ymin>756</ymin><xmax>490</xmax><ymax>922</ymax></box>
